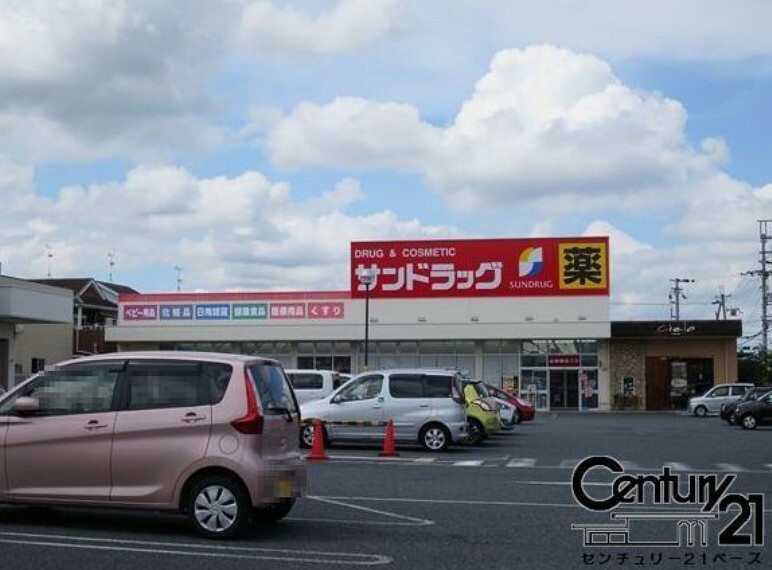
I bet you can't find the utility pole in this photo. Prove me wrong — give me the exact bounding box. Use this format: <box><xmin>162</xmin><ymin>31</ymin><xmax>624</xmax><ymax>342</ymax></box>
<box><xmin>108</xmin><ymin>252</ymin><xmax>115</xmax><ymax>282</ymax></box>
<box><xmin>174</xmin><ymin>265</ymin><xmax>183</xmax><ymax>292</ymax></box>
<box><xmin>45</xmin><ymin>244</ymin><xmax>53</xmax><ymax>278</ymax></box>
<box><xmin>761</xmin><ymin>221</ymin><xmax>771</xmax><ymax>357</ymax></box>
<box><xmin>713</xmin><ymin>287</ymin><xmax>730</xmax><ymax>320</ymax></box>
<box><xmin>669</xmin><ymin>278</ymin><xmax>695</xmax><ymax>320</ymax></box>
<box><xmin>742</xmin><ymin>221</ymin><xmax>772</xmax><ymax>355</ymax></box>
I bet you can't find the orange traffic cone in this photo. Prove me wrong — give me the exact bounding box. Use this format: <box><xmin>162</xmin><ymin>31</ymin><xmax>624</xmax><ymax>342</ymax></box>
<box><xmin>379</xmin><ymin>419</ymin><xmax>398</xmax><ymax>457</ymax></box>
<box><xmin>307</xmin><ymin>419</ymin><xmax>328</xmax><ymax>461</ymax></box>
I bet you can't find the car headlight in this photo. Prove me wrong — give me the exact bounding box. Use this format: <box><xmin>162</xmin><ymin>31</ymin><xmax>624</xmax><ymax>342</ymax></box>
<box><xmin>474</xmin><ymin>400</ymin><xmax>493</xmax><ymax>412</ymax></box>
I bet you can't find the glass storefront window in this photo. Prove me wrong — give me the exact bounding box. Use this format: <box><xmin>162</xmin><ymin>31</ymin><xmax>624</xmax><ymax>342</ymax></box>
<box><xmin>521</xmin><ymin>354</ymin><xmax>547</xmax><ymax>367</ymax></box>
<box><xmin>482</xmin><ymin>355</ymin><xmax>503</xmax><ymax>384</ymax></box>
<box><xmin>522</xmin><ymin>341</ymin><xmax>546</xmax><ymax>354</ymax></box>
<box><xmin>581</xmin><ymin>355</ymin><xmax>598</xmax><ymax>367</ymax></box>
<box><xmin>420</xmin><ymin>340</ymin><xmax>456</xmax><ymax>353</ymax></box>
<box><xmin>376</xmin><ymin>341</ymin><xmax>398</xmax><ymax>354</ymax></box>
<box><xmin>575</xmin><ymin>340</ymin><xmax>598</xmax><ymax>354</ymax></box>
<box><xmin>520</xmin><ymin>369</ymin><xmax>548</xmax><ymax>410</ymax></box>
<box><xmin>549</xmin><ymin>341</ymin><xmax>578</xmax><ymax>354</ymax></box>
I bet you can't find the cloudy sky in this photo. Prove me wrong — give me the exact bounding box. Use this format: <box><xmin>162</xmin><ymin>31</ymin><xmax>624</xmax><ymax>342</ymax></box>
<box><xmin>1</xmin><ymin>0</ymin><xmax>770</xmax><ymax>344</ymax></box>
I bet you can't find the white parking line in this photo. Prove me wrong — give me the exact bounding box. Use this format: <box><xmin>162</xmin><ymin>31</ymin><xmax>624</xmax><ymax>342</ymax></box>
<box><xmin>663</xmin><ymin>462</ymin><xmax>691</xmax><ymax>471</ymax></box>
<box><xmin>319</xmin><ymin>495</ymin><xmax>582</xmax><ymax>509</ymax></box>
<box><xmin>715</xmin><ymin>463</ymin><xmax>746</xmax><ymax>472</ymax></box>
<box><xmin>453</xmin><ymin>460</ymin><xmax>484</xmax><ymax>467</ymax></box>
<box><xmin>506</xmin><ymin>458</ymin><xmax>537</xmax><ymax>468</ymax></box>
<box><xmin>306</xmin><ymin>496</ymin><xmax>434</xmax><ymax>527</ymax></box>
<box><xmin>318</xmin><ymin>495</ymin><xmax>772</xmax><ymax>514</ymax></box>
<box><xmin>0</xmin><ymin>532</ymin><xmax>392</xmax><ymax>566</ymax></box>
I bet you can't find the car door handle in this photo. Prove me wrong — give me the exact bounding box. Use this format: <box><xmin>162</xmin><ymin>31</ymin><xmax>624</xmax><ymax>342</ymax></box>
<box><xmin>84</xmin><ymin>420</ymin><xmax>108</xmax><ymax>431</ymax></box>
<box><xmin>182</xmin><ymin>412</ymin><xmax>207</xmax><ymax>423</ymax></box>
<box><xmin>419</xmin><ymin>404</ymin><xmax>429</xmax><ymax>408</ymax></box>
<box><xmin>371</xmin><ymin>405</ymin><xmax>383</xmax><ymax>409</ymax></box>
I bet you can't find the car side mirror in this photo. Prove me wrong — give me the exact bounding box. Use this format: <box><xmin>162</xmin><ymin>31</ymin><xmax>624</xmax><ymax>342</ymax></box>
<box><xmin>13</xmin><ymin>396</ymin><xmax>40</xmax><ymax>415</ymax></box>
<box><xmin>331</xmin><ymin>395</ymin><xmax>342</xmax><ymax>404</ymax></box>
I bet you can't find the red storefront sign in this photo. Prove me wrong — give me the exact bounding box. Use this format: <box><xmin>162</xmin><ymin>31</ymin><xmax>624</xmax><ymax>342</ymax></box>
<box><xmin>548</xmin><ymin>355</ymin><xmax>581</xmax><ymax>367</ymax></box>
<box><xmin>308</xmin><ymin>302</ymin><xmax>345</xmax><ymax>319</ymax></box>
<box><xmin>350</xmin><ymin>237</ymin><xmax>609</xmax><ymax>299</ymax></box>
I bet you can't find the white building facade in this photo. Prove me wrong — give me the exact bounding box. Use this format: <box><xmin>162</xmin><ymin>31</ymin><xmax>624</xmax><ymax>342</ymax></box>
<box><xmin>108</xmin><ymin>237</ymin><xmax>612</xmax><ymax>411</ymax></box>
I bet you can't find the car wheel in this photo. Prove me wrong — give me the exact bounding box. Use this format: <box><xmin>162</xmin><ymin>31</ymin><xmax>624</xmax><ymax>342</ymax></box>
<box><xmin>300</xmin><ymin>423</ymin><xmax>315</xmax><ymax>448</ymax></box>
<box><xmin>187</xmin><ymin>476</ymin><xmax>250</xmax><ymax>539</ymax></box>
<box><xmin>420</xmin><ymin>423</ymin><xmax>451</xmax><ymax>452</ymax></box>
<box><xmin>741</xmin><ymin>414</ymin><xmax>758</xmax><ymax>430</ymax></box>
<box><xmin>467</xmin><ymin>418</ymin><xmax>485</xmax><ymax>445</ymax></box>
<box><xmin>513</xmin><ymin>408</ymin><xmax>521</xmax><ymax>425</ymax></box>
<box><xmin>252</xmin><ymin>498</ymin><xmax>295</xmax><ymax>525</ymax></box>
<box><xmin>693</xmin><ymin>405</ymin><xmax>708</xmax><ymax>418</ymax></box>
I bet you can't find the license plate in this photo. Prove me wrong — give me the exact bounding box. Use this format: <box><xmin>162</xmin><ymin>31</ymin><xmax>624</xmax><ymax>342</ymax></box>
<box><xmin>279</xmin><ymin>477</ymin><xmax>293</xmax><ymax>497</ymax></box>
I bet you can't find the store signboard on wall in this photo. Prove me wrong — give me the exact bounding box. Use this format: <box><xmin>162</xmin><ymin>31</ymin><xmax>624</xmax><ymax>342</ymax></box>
<box><xmin>120</xmin><ymin>292</ymin><xmax>348</xmax><ymax>325</ymax></box>
<box><xmin>351</xmin><ymin>237</ymin><xmax>609</xmax><ymax>299</ymax></box>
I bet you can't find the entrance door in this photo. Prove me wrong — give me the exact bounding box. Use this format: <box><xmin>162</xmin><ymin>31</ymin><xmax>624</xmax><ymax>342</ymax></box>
<box><xmin>549</xmin><ymin>370</ymin><xmax>579</xmax><ymax>409</ymax></box>
<box><xmin>646</xmin><ymin>357</ymin><xmax>670</xmax><ymax>411</ymax></box>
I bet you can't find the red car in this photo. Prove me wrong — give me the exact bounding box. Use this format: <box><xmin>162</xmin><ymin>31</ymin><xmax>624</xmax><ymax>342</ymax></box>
<box><xmin>486</xmin><ymin>384</ymin><xmax>536</xmax><ymax>423</ymax></box>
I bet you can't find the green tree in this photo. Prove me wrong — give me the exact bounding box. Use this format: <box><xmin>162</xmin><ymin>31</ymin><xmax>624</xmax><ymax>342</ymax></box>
<box><xmin>738</xmin><ymin>350</ymin><xmax>772</xmax><ymax>385</ymax></box>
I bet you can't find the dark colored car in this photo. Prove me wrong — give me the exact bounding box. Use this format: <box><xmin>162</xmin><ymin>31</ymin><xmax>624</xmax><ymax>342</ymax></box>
<box><xmin>734</xmin><ymin>391</ymin><xmax>772</xmax><ymax>430</ymax></box>
<box><xmin>485</xmin><ymin>384</ymin><xmax>536</xmax><ymax>423</ymax></box>
<box><xmin>720</xmin><ymin>387</ymin><xmax>772</xmax><ymax>424</ymax></box>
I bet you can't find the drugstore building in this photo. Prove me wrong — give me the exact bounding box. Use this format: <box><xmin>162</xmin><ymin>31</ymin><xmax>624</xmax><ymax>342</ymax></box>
<box><xmin>107</xmin><ymin>237</ymin><xmax>741</xmax><ymax>412</ymax></box>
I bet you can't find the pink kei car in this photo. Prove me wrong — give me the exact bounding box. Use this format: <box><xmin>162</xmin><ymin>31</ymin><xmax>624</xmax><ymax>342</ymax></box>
<box><xmin>0</xmin><ymin>351</ymin><xmax>305</xmax><ymax>539</ymax></box>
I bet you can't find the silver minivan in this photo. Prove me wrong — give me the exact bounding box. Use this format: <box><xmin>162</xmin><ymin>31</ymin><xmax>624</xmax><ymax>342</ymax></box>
<box><xmin>299</xmin><ymin>369</ymin><xmax>467</xmax><ymax>452</ymax></box>
<box><xmin>687</xmin><ymin>382</ymin><xmax>754</xmax><ymax>417</ymax></box>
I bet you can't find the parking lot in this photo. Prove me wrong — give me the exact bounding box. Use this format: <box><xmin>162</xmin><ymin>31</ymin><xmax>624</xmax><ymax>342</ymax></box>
<box><xmin>0</xmin><ymin>412</ymin><xmax>769</xmax><ymax>569</ymax></box>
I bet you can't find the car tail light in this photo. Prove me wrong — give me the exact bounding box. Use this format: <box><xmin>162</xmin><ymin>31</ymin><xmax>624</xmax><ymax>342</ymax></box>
<box><xmin>231</xmin><ymin>369</ymin><xmax>264</xmax><ymax>434</ymax></box>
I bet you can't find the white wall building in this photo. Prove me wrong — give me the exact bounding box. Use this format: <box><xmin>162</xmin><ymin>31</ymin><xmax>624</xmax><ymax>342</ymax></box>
<box><xmin>108</xmin><ymin>237</ymin><xmax>613</xmax><ymax>411</ymax></box>
<box><xmin>0</xmin><ymin>276</ymin><xmax>73</xmax><ymax>389</ymax></box>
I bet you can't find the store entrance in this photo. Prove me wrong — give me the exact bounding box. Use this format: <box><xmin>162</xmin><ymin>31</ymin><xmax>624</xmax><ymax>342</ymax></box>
<box><xmin>549</xmin><ymin>370</ymin><xmax>579</xmax><ymax>409</ymax></box>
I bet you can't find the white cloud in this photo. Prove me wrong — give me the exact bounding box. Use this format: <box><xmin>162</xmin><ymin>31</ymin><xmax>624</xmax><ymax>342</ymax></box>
<box><xmin>584</xmin><ymin>221</ymin><xmax>652</xmax><ymax>256</ymax></box>
<box><xmin>2</xmin><ymin>165</ymin><xmax>455</xmax><ymax>291</ymax></box>
<box><xmin>267</xmin><ymin>45</ymin><xmax>718</xmax><ymax>212</ymax></box>
<box><xmin>239</xmin><ymin>0</ymin><xmax>404</xmax><ymax>56</ymax></box>
<box><xmin>268</xmin><ymin>96</ymin><xmax>440</xmax><ymax>170</ymax></box>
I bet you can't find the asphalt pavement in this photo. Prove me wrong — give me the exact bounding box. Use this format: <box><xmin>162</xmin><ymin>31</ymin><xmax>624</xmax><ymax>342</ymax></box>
<box><xmin>0</xmin><ymin>412</ymin><xmax>769</xmax><ymax>569</ymax></box>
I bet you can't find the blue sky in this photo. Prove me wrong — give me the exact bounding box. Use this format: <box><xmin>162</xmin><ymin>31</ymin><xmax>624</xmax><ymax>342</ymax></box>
<box><xmin>1</xmin><ymin>1</ymin><xmax>771</xmax><ymax>347</ymax></box>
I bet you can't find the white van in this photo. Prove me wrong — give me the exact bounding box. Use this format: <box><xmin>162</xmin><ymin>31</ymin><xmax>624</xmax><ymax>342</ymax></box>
<box><xmin>687</xmin><ymin>382</ymin><xmax>754</xmax><ymax>417</ymax></box>
<box><xmin>299</xmin><ymin>369</ymin><xmax>468</xmax><ymax>452</ymax></box>
<box><xmin>284</xmin><ymin>369</ymin><xmax>348</xmax><ymax>405</ymax></box>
